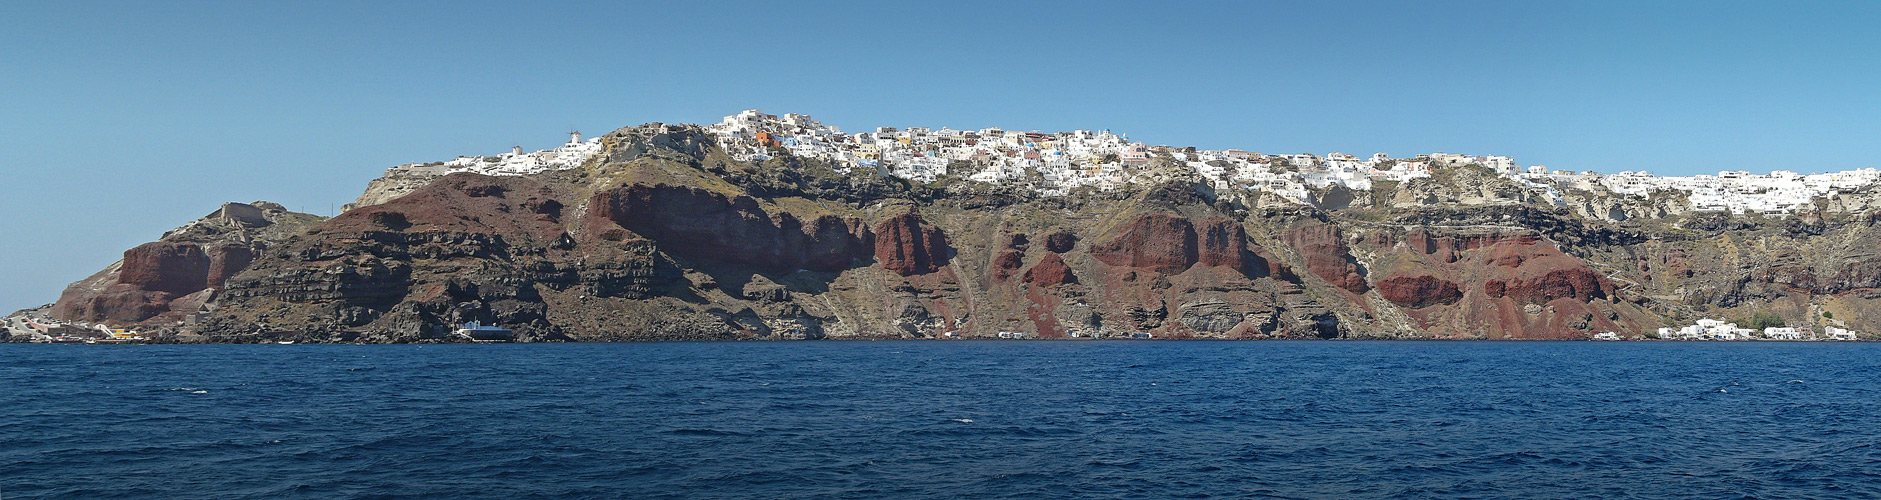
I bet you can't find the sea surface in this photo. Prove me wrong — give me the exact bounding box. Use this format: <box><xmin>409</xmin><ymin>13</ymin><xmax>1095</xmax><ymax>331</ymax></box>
<box><xmin>4</xmin><ymin>341</ymin><xmax>1881</xmax><ymax>499</ymax></box>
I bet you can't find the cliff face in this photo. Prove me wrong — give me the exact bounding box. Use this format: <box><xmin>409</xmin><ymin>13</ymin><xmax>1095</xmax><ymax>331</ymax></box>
<box><xmin>43</xmin><ymin>122</ymin><xmax>1881</xmax><ymax>342</ymax></box>
<box><xmin>51</xmin><ymin>202</ymin><xmax>324</xmax><ymax>325</ymax></box>
<box><xmin>1356</xmin><ymin>228</ymin><xmax>1650</xmax><ymax>339</ymax></box>
<box><xmin>873</xmin><ymin>212</ymin><xmax>948</xmax><ymax>276</ymax></box>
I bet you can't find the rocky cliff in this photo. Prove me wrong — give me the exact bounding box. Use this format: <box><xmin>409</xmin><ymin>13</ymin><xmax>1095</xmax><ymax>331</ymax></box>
<box><xmin>37</xmin><ymin>122</ymin><xmax>1881</xmax><ymax>342</ymax></box>
<box><xmin>51</xmin><ymin>202</ymin><xmax>325</xmax><ymax>325</ymax></box>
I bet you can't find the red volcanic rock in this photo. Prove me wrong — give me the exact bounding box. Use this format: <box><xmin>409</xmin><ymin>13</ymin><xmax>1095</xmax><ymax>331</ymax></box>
<box><xmin>992</xmin><ymin>249</ymin><xmax>1025</xmax><ymax>281</ymax></box>
<box><xmin>206</xmin><ymin>244</ymin><xmax>256</xmax><ymax>287</ymax></box>
<box><xmin>1197</xmin><ymin>218</ymin><xmax>1250</xmax><ymax>270</ymax></box>
<box><xmin>1088</xmin><ymin>214</ymin><xmax>1269</xmax><ymax>278</ymax></box>
<box><xmin>1024</xmin><ymin>253</ymin><xmax>1076</xmax><ymax>287</ymax></box>
<box><xmin>1484</xmin><ymin>280</ymin><xmax>1507</xmax><ymax>298</ymax></box>
<box><xmin>328</xmin><ymin>174</ymin><xmax>567</xmax><ymax>243</ymax></box>
<box><xmin>874</xmin><ymin>212</ymin><xmax>950</xmax><ymax>276</ymax></box>
<box><xmin>54</xmin><ymin>287</ymin><xmax>172</xmax><ymax>324</ymax></box>
<box><xmin>1486</xmin><ymin>237</ymin><xmax>1543</xmax><ymax>268</ymax></box>
<box><xmin>119</xmin><ymin>242</ymin><xmax>211</xmax><ymax>296</ymax></box>
<box><xmin>54</xmin><ymin>229</ymin><xmax>267</xmax><ymax>324</ymax></box>
<box><xmin>1371</xmin><ymin>229</ymin><xmax>1639</xmax><ymax>339</ymax></box>
<box><xmin>1043</xmin><ymin>231</ymin><xmax>1078</xmax><ymax>253</ymax></box>
<box><xmin>1426</xmin><ymin>232</ymin><xmax>1614</xmax><ymax>306</ymax></box>
<box><xmin>1377</xmin><ymin>274</ymin><xmax>1463</xmax><ymax>309</ymax></box>
<box><xmin>1283</xmin><ymin>223</ymin><xmax>1369</xmax><ymax>294</ymax></box>
<box><xmin>1405</xmin><ymin>230</ymin><xmax>1534</xmax><ymax>265</ymax></box>
<box><xmin>1485</xmin><ymin>267</ymin><xmax>1610</xmax><ymax>305</ymax></box>
<box><xmin>587</xmin><ymin>183</ymin><xmax>872</xmax><ymax>273</ymax></box>
<box><xmin>1090</xmin><ymin>213</ymin><xmax>1198</xmax><ymax>274</ymax></box>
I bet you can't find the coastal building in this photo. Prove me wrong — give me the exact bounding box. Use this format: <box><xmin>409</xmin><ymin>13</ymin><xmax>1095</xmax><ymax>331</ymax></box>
<box><xmin>1660</xmin><ymin>319</ymin><xmax>1757</xmax><ymax>340</ymax></box>
<box><xmin>1764</xmin><ymin>327</ymin><xmax>1806</xmax><ymax>340</ymax></box>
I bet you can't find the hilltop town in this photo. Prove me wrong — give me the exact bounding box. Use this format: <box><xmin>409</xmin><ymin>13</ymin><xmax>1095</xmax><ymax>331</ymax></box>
<box><xmin>368</xmin><ymin>110</ymin><xmax>1881</xmax><ymax>216</ymax></box>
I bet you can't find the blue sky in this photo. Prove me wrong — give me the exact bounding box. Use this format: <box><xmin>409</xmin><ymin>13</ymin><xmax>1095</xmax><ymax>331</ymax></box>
<box><xmin>4</xmin><ymin>0</ymin><xmax>1880</xmax><ymax>311</ymax></box>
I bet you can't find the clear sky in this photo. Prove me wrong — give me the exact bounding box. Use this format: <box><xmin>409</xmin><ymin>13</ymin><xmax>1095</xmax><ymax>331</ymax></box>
<box><xmin>4</xmin><ymin>0</ymin><xmax>1880</xmax><ymax>311</ymax></box>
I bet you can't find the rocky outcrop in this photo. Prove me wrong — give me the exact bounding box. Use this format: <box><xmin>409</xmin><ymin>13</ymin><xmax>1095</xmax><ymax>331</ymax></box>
<box><xmin>1090</xmin><ymin>213</ymin><xmax>1266</xmax><ymax>277</ymax></box>
<box><xmin>1197</xmin><ymin>217</ymin><xmax>1268</xmax><ymax>276</ymax></box>
<box><xmin>1377</xmin><ymin>274</ymin><xmax>1463</xmax><ymax>309</ymax></box>
<box><xmin>1043</xmin><ymin>231</ymin><xmax>1078</xmax><ymax>253</ymax></box>
<box><xmin>1283</xmin><ymin>222</ymin><xmax>1369</xmax><ymax>294</ymax></box>
<box><xmin>1023</xmin><ymin>253</ymin><xmax>1076</xmax><ymax>287</ymax></box>
<box><xmin>1353</xmin><ymin>225</ymin><xmax>1646</xmax><ymax>339</ymax></box>
<box><xmin>52</xmin><ymin>202</ymin><xmax>324</xmax><ymax>325</ymax></box>
<box><xmin>1484</xmin><ymin>268</ymin><xmax>1610</xmax><ymax>305</ymax></box>
<box><xmin>1092</xmin><ymin>213</ymin><xmax>1197</xmax><ymax>273</ymax></box>
<box><xmin>991</xmin><ymin>233</ymin><xmax>1027</xmax><ymax>281</ymax></box>
<box><xmin>587</xmin><ymin>183</ymin><xmax>870</xmax><ymax>273</ymax></box>
<box><xmin>118</xmin><ymin>242</ymin><xmax>212</xmax><ymax>296</ymax></box>
<box><xmin>992</xmin><ymin>249</ymin><xmax>1025</xmax><ymax>281</ymax></box>
<box><xmin>874</xmin><ymin>212</ymin><xmax>949</xmax><ymax>276</ymax></box>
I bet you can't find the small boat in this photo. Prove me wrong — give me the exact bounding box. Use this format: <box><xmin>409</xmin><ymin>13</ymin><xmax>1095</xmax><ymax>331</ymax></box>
<box><xmin>453</xmin><ymin>321</ymin><xmax>514</xmax><ymax>343</ymax></box>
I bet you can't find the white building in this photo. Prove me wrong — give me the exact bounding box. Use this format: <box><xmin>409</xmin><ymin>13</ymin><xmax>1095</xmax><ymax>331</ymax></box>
<box><xmin>1763</xmin><ymin>327</ymin><xmax>1805</xmax><ymax>340</ymax></box>
<box><xmin>1661</xmin><ymin>319</ymin><xmax>1755</xmax><ymax>340</ymax></box>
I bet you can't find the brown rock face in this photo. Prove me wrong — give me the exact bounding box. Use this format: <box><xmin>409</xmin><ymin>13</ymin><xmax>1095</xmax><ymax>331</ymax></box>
<box><xmin>1365</xmin><ymin>227</ymin><xmax>1642</xmax><ymax>339</ymax></box>
<box><xmin>52</xmin><ymin>201</ymin><xmax>319</xmax><ymax>325</ymax></box>
<box><xmin>992</xmin><ymin>233</ymin><xmax>1028</xmax><ymax>281</ymax></box>
<box><xmin>1283</xmin><ymin>223</ymin><xmax>1369</xmax><ymax>294</ymax></box>
<box><xmin>588</xmin><ymin>184</ymin><xmax>871</xmax><ymax>273</ymax></box>
<box><xmin>1090</xmin><ymin>214</ymin><xmax>1269</xmax><ymax>278</ymax></box>
<box><xmin>55</xmin><ymin>287</ymin><xmax>172</xmax><ymax>324</ymax></box>
<box><xmin>1485</xmin><ymin>268</ymin><xmax>1609</xmax><ymax>305</ymax></box>
<box><xmin>1024</xmin><ymin>253</ymin><xmax>1076</xmax><ymax>286</ymax></box>
<box><xmin>119</xmin><ymin>242</ymin><xmax>211</xmax><ymax>296</ymax></box>
<box><xmin>1198</xmin><ymin>217</ymin><xmax>1267</xmax><ymax>276</ymax></box>
<box><xmin>1091</xmin><ymin>213</ymin><xmax>1199</xmax><ymax>273</ymax></box>
<box><xmin>58</xmin><ymin>241</ymin><xmax>251</xmax><ymax>323</ymax></box>
<box><xmin>206</xmin><ymin>244</ymin><xmax>256</xmax><ymax>288</ymax></box>
<box><xmin>1377</xmin><ymin>274</ymin><xmax>1464</xmax><ymax>308</ymax></box>
<box><xmin>992</xmin><ymin>249</ymin><xmax>1025</xmax><ymax>281</ymax></box>
<box><xmin>327</xmin><ymin>174</ymin><xmax>569</xmax><ymax>242</ymax></box>
<box><xmin>874</xmin><ymin>212</ymin><xmax>950</xmax><ymax>276</ymax></box>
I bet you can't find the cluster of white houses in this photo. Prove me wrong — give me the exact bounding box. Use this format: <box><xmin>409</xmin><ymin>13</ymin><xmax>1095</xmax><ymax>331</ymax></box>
<box><xmin>706</xmin><ymin>110</ymin><xmax>1881</xmax><ymax>212</ymax></box>
<box><xmin>1531</xmin><ymin>168</ymin><xmax>1881</xmax><ymax>214</ymax></box>
<box><xmin>1657</xmin><ymin>319</ymin><xmax>1859</xmax><ymax>341</ymax></box>
<box><xmin>706</xmin><ymin>110</ymin><xmax>1444</xmax><ymax>198</ymax></box>
<box><xmin>375</xmin><ymin>109</ymin><xmax>1881</xmax><ymax>215</ymax></box>
<box><xmin>382</xmin><ymin>131</ymin><xmax>604</xmax><ymax>178</ymax></box>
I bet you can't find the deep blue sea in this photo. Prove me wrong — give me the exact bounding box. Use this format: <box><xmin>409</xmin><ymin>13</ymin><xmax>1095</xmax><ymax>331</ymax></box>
<box><xmin>5</xmin><ymin>341</ymin><xmax>1881</xmax><ymax>499</ymax></box>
